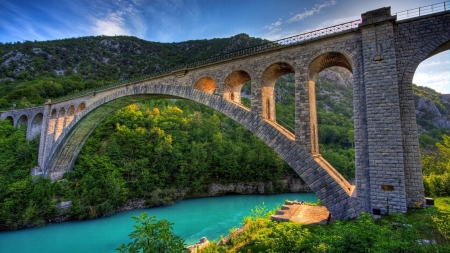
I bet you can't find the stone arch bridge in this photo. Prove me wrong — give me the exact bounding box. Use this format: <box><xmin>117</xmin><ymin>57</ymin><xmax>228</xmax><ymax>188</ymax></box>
<box><xmin>1</xmin><ymin>4</ymin><xmax>449</xmax><ymax>219</ymax></box>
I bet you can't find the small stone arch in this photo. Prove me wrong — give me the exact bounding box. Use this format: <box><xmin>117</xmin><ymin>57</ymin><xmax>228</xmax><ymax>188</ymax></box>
<box><xmin>261</xmin><ymin>62</ymin><xmax>295</xmax><ymax>121</ymax></box>
<box><xmin>194</xmin><ymin>77</ymin><xmax>216</xmax><ymax>94</ymax></box>
<box><xmin>76</xmin><ymin>103</ymin><xmax>86</xmax><ymax>115</ymax></box>
<box><xmin>306</xmin><ymin>51</ymin><xmax>354</xmax><ymax>155</ymax></box>
<box><xmin>55</xmin><ymin>107</ymin><xmax>66</xmax><ymax>141</ymax></box>
<box><xmin>308</xmin><ymin>52</ymin><xmax>353</xmax><ymax>79</ymax></box>
<box><xmin>17</xmin><ymin>114</ymin><xmax>28</xmax><ymax>128</ymax></box>
<box><xmin>5</xmin><ymin>116</ymin><xmax>13</xmax><ymax>125</ymax></box>
<box><xmin>48</xmin><ymin>109</ymin><xmax>57</xmax><ymax>135</ymax></box>
<box><xmin>30</xmin><ymin>113</ymin><xmax>43</xmax><ymax>139</ymax></box>
<box><xmin>66</xmin><ymin>105</ymin><xmax>75</xmax><ymax>127</ymax></box>
<box><xmin>224</xmin><ymin>70</ymin><xmax>251</xmax><ymax>104</ymax></box>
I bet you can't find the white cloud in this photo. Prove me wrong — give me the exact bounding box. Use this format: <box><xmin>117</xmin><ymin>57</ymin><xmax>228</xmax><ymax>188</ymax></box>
<box><xmin>413</xmin><ymin>72</ymin><xmax>450</xmax><ymax>94</ymax></box>
<box><xmin>265</xmin><ymin>18</ymin><xmax>283</xmax><ymax>31</ymax></box>
<box><xmin>92</xmin><ymin>11</ymin><xmax>130</xmax><ymax>36</ymax></box>
<box><xmin>288</xmin><ymin>0</ymin><xmax>337</xmax><ymax>23</ymax></box>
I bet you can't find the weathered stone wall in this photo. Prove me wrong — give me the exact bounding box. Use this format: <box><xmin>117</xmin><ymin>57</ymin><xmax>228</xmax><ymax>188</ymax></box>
<box><xmin>207</xmin><ymin>177</ymin><xmax>311</xmax><ymax>196</ymax></box>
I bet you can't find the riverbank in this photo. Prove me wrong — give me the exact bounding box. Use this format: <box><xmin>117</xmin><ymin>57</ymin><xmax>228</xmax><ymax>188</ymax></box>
<box><xmin>4</xmin><ymin>177</ymin><xmax>312</xmax><ymax>232</ymax></box>
<box><xmin>196</xmin><ymin>197</ymin><xmax>450</xmax><ymax>252</ymax></box>
<box><xmin>0</xmin><ymin>193</ymin><xmax>319</xmax><ymax>253</ymax></box>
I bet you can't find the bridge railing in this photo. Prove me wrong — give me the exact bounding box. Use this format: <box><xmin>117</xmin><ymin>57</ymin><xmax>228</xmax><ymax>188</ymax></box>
<box><xmin>52</xmin><ymin>19</ymin><xmax>361</xmax><ymax>104</ymax></box>
<box><xmin>396</xmin><ymin>1</ymin><xmax>450</xmax><ymax>20</ymax></box>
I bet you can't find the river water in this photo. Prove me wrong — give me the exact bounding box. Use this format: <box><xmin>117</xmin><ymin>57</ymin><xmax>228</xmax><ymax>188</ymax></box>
<box><xmin>0</xmin><ymin>193</ymin><xmax>317</xmax><ymax>253</ymax></box>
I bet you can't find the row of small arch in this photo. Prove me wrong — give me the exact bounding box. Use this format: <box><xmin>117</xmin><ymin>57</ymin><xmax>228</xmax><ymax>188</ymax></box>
<box><xmin>192</xmin><ymin>52</ymin><xmax>353</xmax><ymax>99</ymax></box>
<box><xmin>48</xmin><ymin>102</ymin><xmax>86</xmax><ymax>141</ymax></box>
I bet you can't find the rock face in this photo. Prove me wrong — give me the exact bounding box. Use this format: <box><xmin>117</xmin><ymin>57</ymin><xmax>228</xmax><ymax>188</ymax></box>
<box><xmin>415</xmin><ymin>96</ymin><xmax>450</xmax><ymax>130</ymax></box>
<box><xmin>318</xmin><ymin>68</ymin><xmax>352</xmax><ymax>87</ymax></box>
<box><xmin>208</xmin><ymin>178</ymin><xmax>311</xmax><ymax>196</ymax></box>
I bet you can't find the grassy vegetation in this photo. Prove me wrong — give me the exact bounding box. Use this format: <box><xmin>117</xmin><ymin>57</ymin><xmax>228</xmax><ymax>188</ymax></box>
<box><xmin>199</xmin><ymin>198</ymin><xmax>450</xmax><ymax>253</ymax></box>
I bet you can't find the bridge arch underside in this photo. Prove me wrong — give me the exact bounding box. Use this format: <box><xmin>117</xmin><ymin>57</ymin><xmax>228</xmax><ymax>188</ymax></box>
<box><xmin>47</xmin><ymin>85</ymin><xmax>361</xmax><ymax>219</ymax></box>
<box><xmin>224</xmin><ymin>70</ymin><xmax>251</xmax><ymax>104</ymax></box>
<box><xmin>307</xmin><ymin>52</ymin><xmax>353</xmax><ymax>155</ymax></box>
<box><xmin>261</xmin><ymin>62</ymin><xmax>295</xmax><ymax>121</ymax></box>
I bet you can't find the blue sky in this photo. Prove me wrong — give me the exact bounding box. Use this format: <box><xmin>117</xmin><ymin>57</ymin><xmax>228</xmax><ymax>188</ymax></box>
<box><xmin>0</xmin><ymin>0</ymin><xmax>448</xmax><ymax>93</ymax></box>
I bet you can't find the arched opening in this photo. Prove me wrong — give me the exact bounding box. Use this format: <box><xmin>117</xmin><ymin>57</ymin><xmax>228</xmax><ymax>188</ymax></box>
<box><xmin>30</xmin><ymin>113</ymin><xmax>43</xmax><ymax>139</ymax></box>
<box><xmin>413</xmin><ymin>50</ymin><xmax>449</xmax><ymax>140</ymax></box>
<box><xmin>261</xmin><ymin>62</ymin><xmax>295</xmax><ymax>130</ymax></box>
<box><xmin>224</xmin><ymin>70</ymin><xmax>251</xmax><ymax>108</ymax></box>
<box><xmin>5</xmin><ymin>116</ymin><xmax>13</xmax><ymax>125</ymax></box>
<box><xmin>399</xmin><ymin>39</ymin><xmax>450</xmax><ymax>205</ymax></box>
<box><xmin>66</xmin><ymin>105</ymin><xmax>75</xmax><ymax>127</ymax></box>
<box><xmin>55</xmin><ymin>107</ymin><xmax>66</xmax><ymax>141</ymax></box>
<box><xmin>308</xmin><ymin>52</ymin><xmax>353</xmax><ymax>156</ymax></box>
<box><xmin>194</xmin><ymin>77</ymin><xmax>216</xmax><ymax>94</ymax></box>
<box><xmin>17</xmin><ymin>115</ymin><xmax>28</xmax><ymax>128</ymax></box>
<box><xmin>45</xmin><ymin>87</ymin><xmax>360</xmax><ymax>219</ymax></box>
<box><xmin>76</xmin><ymin>103</ymin><xmax>86</xmax><ymax>115</ymax></box>
<box><xmin>48</xmin><ymin>109</ymin><xmax>57</xmax><ymax>135</ymax></box>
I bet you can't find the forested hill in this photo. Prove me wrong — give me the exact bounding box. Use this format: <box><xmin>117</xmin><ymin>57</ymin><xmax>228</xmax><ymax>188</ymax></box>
<box><xmin>0</xmin><ymin>34</ymin><xmax>265</xmax><ymax>109</ymax></box>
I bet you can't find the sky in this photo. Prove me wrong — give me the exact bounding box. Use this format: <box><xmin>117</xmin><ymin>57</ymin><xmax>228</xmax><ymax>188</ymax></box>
<box><xmin>0</xmin><ymin>0</ymin><xmax>448</xmax><ymax>93</ymax></box>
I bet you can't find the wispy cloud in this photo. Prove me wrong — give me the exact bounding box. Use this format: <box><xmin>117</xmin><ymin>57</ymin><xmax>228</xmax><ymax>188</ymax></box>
<box><xmin>264</xmin><ymin>18</ymin><xmax>283</xmax><ymax>38</ymax></box>
<box><xmin>413</xmin><ymin>72</ymin><xmax>450</xmax><ymax>94</ymax></box>
<box><xmin>92</xmin><ymin>11</ymin><xmax>130</xmax><ymax>36</ymax></box>
<box><xmin>263</xmin><ymin>0</ymin><xmax>338</xmax><ymax>40</ymax></box>
<box><xmin>288</xmin><ymin>0</ymin><xmax>337</xmax><ymax>23</ymax></box>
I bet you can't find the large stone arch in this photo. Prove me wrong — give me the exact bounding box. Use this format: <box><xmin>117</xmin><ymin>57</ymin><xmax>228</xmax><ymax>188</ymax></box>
<box><xmin>261</xmin><ymin>62</ymin><xmax>295</xmax><ymax>121</ymax></box>
<box><xmin>224</xmin><ymin>70</ymin><xmax>251</xmax><ymax>104</ymax></box>
<box><xmin>396</xmin><ymin>31</ymin><xmax>450</xmax><ymax>205</ymax></box>
<box><xmin>398</xmin><ymin>31</ymin><xmax>450</xmax><ymax>86</ymax></box>
<box><xmin>45</xmin><ymin>84</ymin><xmax>361</xmax><ymax>219</ymax></box>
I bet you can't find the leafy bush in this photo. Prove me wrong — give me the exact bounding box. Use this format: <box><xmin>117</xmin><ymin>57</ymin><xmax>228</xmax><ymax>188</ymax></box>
<box><xmin>117</xmin><ymin>212</ymin><xmax>186</xmax><ymax>253</ymax></box>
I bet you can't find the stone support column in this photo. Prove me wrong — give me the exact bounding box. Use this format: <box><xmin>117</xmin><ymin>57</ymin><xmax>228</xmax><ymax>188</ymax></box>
<box><xmin>38</xmin><ymin>100</ymin><xmax>52</xmax><ymax>172</ymax></box>
<box><xmin>251</xmin><ymin>74</ymin><xmax>262</xmax><ymax>115</ymax></box>
<box><xmin>398</xmin><ymin>77</ymin><xmax>425</xmax><ymax>204</ymax></box>
<box><xmin>295</xmin><ymin>71</ymin><xmax>312</xmax><ymax>152</ymax></box>
<box><xmin>352</xmin><ymin>54</ymin><xmax>371</xmax><ymax>213</ymax></box>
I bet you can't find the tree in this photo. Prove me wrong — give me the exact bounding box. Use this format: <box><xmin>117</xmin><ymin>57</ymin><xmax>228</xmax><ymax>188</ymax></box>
<box><xmin>117</xmin><ymin>212</ymin><xmax>186</xmax><ymax>253</ymax></box>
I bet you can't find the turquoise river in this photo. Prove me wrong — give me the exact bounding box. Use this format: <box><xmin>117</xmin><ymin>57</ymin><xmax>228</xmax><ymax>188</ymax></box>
<box><xmin>0</xmin><ymin>193</ymin><xmax>317</xmax><ymax>253</ymax></box>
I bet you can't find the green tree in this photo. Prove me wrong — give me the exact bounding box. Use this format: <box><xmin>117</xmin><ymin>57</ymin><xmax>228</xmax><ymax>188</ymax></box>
<box><xmin>116</xmin><ymin>212</ymin><xmax>186</xmax><ymax>253</ymax></box>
